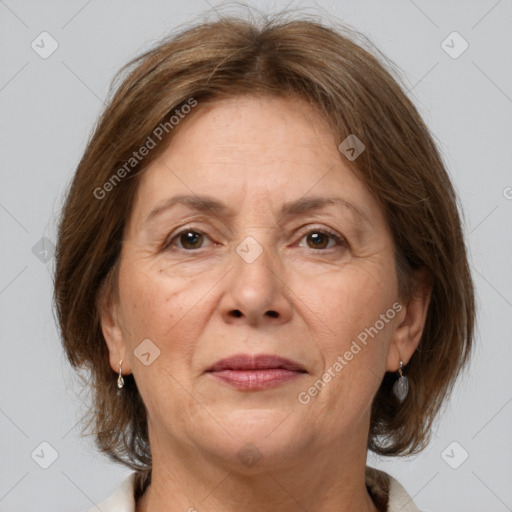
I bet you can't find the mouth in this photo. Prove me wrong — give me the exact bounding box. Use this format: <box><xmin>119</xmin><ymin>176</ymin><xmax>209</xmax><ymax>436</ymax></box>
<box><xmin>205</xmin><ymin>354</ymin><xmax>307</xmax><ymax>391</ymax></box>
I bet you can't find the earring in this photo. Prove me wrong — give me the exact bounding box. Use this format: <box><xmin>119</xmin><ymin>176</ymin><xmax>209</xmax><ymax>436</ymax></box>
<box><xmin>117</xmin><ymin>360</ymin><xmax>125</xmax><ymax>389</ymax></box>
<box><xmin>392</xmin><ymin>360</ymin><xmax>408</xmax><ymax>402</ymax></box>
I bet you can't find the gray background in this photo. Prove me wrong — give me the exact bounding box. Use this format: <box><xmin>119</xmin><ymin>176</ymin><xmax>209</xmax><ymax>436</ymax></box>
<box><xmin>1</xmin><ymin>0</ymin><xmax>511</xmax><ymax>511</ymax></box>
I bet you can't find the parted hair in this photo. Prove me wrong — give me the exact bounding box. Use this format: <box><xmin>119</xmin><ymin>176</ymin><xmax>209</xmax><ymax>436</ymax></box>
<box><xmin>54</xmin><ymin>10</ymin><xmax>475</xmax><ymax>493</ymax></box>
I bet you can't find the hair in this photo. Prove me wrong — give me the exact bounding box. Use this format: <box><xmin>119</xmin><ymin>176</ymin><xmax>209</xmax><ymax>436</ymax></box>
<box><xmin>54</xmin><ymin>9</ymin><xmax>475</xmax><ymax>494</ymax></box>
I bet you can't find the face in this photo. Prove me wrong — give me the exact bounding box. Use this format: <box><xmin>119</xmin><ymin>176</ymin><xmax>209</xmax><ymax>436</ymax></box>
<box><xmin>103</xmin><ymin>95</ymin><xmax>415</xmax><ymax>472</ymax></box>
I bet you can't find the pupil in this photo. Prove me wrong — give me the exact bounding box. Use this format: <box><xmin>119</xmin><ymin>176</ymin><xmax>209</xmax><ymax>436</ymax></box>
<box><xmin>309</xmin><ymin>232</ymin><xmax>327</xmax><ymax>248</ymax></box>
<box><xmin>182</xmin><ymin>231</ymin><xmax>202</xmax><ymax>249</ymax></box>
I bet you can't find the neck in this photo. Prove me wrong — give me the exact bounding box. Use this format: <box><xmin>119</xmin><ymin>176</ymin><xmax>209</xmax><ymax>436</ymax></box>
<box><xmin>136</xmin><ymin>430</ymin><xmax>379</xmax><ymax>512</ymax></box>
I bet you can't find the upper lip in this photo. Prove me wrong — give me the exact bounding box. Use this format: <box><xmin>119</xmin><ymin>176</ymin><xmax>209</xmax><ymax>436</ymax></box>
<box><xmin>206</xmin><ymin>354</ymin><xmax>307</xmax><ymax>373</ymax></box>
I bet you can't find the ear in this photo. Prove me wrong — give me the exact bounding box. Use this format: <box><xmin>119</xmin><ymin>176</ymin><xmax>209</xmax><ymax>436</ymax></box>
<box><xmin>386</xmin><ymin>267</ymin><xmax>432</xmax><ymax>372</ymax></box>
<box><xmin>99</xmin><ymin>284</ymin><xmax>132</xmax><ymax>375</ymax></box>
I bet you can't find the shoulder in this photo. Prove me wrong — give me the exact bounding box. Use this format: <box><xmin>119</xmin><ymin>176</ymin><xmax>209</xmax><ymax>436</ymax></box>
<box><xmin>365</xmin><ymin>466</ymin><xmax>421</xmax><ymax>512</ymax></box>
<box><xmin>85</xmin><ymin>473</ymin><xmax>136</xmax><ymax>512</ymax></box>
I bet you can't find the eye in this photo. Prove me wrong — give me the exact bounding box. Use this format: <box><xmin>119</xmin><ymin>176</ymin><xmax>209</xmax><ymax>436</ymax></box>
<box><xmin>163</xmin><ymin>227</ymin><xmax>344</xmax><ymax>251</ymax></box>
<box><xmin>165</xmin><ymin>229</ymin><xmax>212</xmax><ymax>250</ymax></box>
<box><xmin>297</xmin><ymin>228</ymin><xmax>345</xmax><ymax>250</ymax></box>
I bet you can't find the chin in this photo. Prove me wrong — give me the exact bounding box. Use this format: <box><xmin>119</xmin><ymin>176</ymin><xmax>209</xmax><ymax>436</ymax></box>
<box><xmin>208</xmin><ymin>433</ymin><xmax>306</xmax><ymax>475</ymax></box>
<box><xmin>196</xmin><ymin>410</ymin><xmax>307</xmax><ymax>467</ymax></box>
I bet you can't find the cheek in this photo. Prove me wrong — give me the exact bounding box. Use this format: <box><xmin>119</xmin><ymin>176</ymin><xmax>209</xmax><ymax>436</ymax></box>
<box><xmin>119</xmin><ymin>264</ymin><xmax>204</xmax><ymax>340</ymax></box>
<box><xmin>300</xmin><ymin>263</ymin><xmax>397</xmax><ymax>346</ymax></box>
<box><xmin>293</xmin><ymin>265</ymin><xmax>396</xmax><ymax>413</ymax></box>
<box><xmin>117</xmin><ymin>262</ymin><xmax>223</xmax><ymax>386</ymax></box>
<box><xmin>117</xmin><ymin>266</ymin><xmax>216</xmax><ymax>417</ymax></box>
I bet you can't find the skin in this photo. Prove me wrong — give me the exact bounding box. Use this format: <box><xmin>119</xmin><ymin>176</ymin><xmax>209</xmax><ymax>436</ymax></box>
<box><xmin>101</xmin><ymin>95</ymin><xmax>432</xmax><ymax>512</ymax></box>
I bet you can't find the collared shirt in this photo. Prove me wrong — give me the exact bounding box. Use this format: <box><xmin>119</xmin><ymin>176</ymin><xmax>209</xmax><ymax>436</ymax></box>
<box><xmin>86</xmin><ymin>466</ymin><xmax>420</xmax><ymax>512</ymax></box>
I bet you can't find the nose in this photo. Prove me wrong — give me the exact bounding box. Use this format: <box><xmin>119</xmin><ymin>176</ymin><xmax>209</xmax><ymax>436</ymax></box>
<box><xmin>219</xmin><ymin>242</ymin><xmax>293</xmax><ymax>327</ymax></box>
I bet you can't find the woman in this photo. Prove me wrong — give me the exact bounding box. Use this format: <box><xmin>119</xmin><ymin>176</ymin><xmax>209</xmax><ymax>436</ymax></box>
<box><xmin>54</xmin><ymin>12</ymin><xmax>475</xmax><ymax>512</ymax></box>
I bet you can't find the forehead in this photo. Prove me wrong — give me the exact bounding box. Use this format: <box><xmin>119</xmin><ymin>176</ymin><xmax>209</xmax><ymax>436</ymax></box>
<box><xmin>127</xmin><ymin>95</ymin><xmax>385</xmax><ymax>233</ymax></box>
<box><xmin>155</xmin><ymin>94</ymin><xmax>339</xmax><ymax>169</ymax></box>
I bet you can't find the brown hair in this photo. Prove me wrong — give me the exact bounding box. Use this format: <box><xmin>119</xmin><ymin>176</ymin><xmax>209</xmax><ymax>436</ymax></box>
<box><xmin>54</xmin><ymin>10</ymin><xmax>475</xmax><ymax>485</ymax></box>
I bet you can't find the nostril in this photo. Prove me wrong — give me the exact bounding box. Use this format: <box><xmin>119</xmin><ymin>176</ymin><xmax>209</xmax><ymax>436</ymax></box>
<box><xmin>231</xmin><ymin>310</ymin><xmax>243</xmax><ymax>317</ymax></box>
<box><xmin>266</xmin><ymin>310</ymin><xmax>279</xmax><ymax>318</ymax></box>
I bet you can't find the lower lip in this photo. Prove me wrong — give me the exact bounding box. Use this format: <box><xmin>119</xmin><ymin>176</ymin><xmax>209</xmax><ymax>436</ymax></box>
<box><xmin>208</xmin><ymin>369</ymin><xmax>305</xmax><ymax>390</ymax></box>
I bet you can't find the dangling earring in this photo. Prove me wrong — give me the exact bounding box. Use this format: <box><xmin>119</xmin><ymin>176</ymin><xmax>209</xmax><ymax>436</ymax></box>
<box><xmin>117</xmin><ymin>360</ymin><xmax>125</xmax><ymax>389</ymax></box>
<box><xmin>392</xmin><ymin>360</ymin><xmax>408</xmax><ymax>402</ymax></box>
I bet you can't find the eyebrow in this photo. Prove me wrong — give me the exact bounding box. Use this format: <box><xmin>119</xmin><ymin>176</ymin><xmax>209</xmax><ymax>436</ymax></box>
<box><xmin>142</xmin><ymin>194</ymin><xmax>371</xmax><ymax>228</ymax></box>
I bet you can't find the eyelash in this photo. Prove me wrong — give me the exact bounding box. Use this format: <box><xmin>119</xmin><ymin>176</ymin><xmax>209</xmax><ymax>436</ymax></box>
<box><xmin>163</xmin><ymin>225</ymin><xmax>346</xmax><ymax>252</ymax></box>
